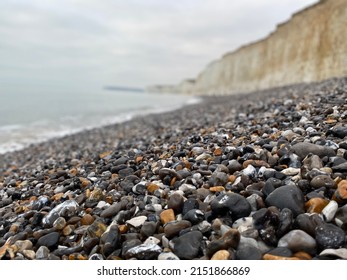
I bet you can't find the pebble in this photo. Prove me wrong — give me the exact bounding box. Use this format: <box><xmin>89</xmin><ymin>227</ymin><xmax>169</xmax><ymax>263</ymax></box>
<box><xmin>206</xmin><ymin>229</ymin><xmax>240</xmax><ymax>258</ymax></box>
<box><xmin>322</xmin><ymin>200</ymin><xmax>338</xmax><ymax>222</ymax></box>
<box><xmin>1</xmin><ymin>77</ymin><xmax>347</xmax><ymax>260</ymax></box>
<box><xmin>305</xmin><ymin>198</ymin><xmax>329</xmax><ymax>214</ymax></box>
<box><xmin>291</xmin><ymin>142</ymin><xmax>336</xmax><ymax>158</ymax></box>
<box><xmin>173</xmin><ymin>231</ymin><xmax>203</xmax><ymax>259</ymax></box>
<box><xmin>277</xmin><ymin>229</ymin><xmax>317</xmax><ymax>255</ymax></box>
<box><xmin>319</xmin><ymin>248</ymin><xmax>347</xmax><ymax>259</ymax></box>
<box><xmin>334</xmin><ymin>180</ymin><xmax>347</xmax><ymax>201</ymax></box>
<box><xmin>124</xmin><ymin>244</ymin><xmax>162</xmax><ymax>260</ymax></box>
<box><xmin>164</xmin><ymin>220</ymin><xmax>192</xmax><ymax>239</ymax></box>
<box><xmin>35</xmin><ymin>246</ymin><xmax>50</xmax><ymax>260</ymax></box>
<box><xmin>211</xmin><ymin>250</ymin><xmax>231</xmax><ymax>260</ymax></box>
<box><xmin>315</xmin><ymin>223</ymin><xmax>346</xmax><ymax>249</ymax></box>
<box><xmin>36</xmin><ymin>232</ymin><xmax>60</xmax><ymax>250</ymax></box>
<box><xmin>265</xmin><ymin>184</ymin><xmax>305</xmax><ymax>216</ymax></box>
<box><xmin>160</xmin><ymin>209</ymin><xmax>176</xmax><ymax>225</ymax></box>
<box><xmin>158</xmin><ymin>251</ymin><xmax>180</xmax><ymax>260</ymax></box>
<box><xmin>236</xmin><ymin>243</ymin><xmax>262</xmax><ymax>260</ymax></box>
<box><xmin>126</xmin><ymin>216</ymin><xmax>147</xmax><ymax>228</ymax></box>
<box><xmin>310</xmin><ymin>175</ymin><xmax>336</xmax><ymax>189</ymax></box>
<box><xmin>211</xmin><ymin>193</ymin><xmax>251</xmax><ymax>220</ymax></box>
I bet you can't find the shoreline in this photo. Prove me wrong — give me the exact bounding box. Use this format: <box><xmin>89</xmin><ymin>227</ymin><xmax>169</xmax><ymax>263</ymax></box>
<box><xmin>0</xmin><ymin>95</ymin><xmax>202</xmax><ymax>155</ymax></box>
<box><xmin>1</xmin><ymin>76</ymin><xmax>347</xmax><ymax>260</ymax></box>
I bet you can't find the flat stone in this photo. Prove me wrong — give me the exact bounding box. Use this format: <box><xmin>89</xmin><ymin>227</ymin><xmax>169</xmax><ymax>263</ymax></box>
<box><xmin>278</xmin><ymin>229</ymin><xmax>317</xmax><ymax>255</ymax></box>
<box><xmin>126</xmin><ymin>216</ymin><xmax>147</xmax><ymax>228</ymax></box>
<box><xmin>310</xmin><ymin>175</ymin><xmax>336</xmax><ymax>189</ymax></box>
<box><xmin>160</xmin><ymin>209</ymin><xmax>176</xmax><ymax>225</ymax></box>
<box><xmin>281</xmin><ymin>167</ymin><xmax>300</xmax><ymax>176</ymax></box>
<box><xmin>173</xmin><ymin>231</ymin><xmax>203</xmax><ymax>259</ymax></box>
<box><xmin>164</xmin><ymin>220</ymin><xmax>192</xmax><ymax>239</ymax></box>
<box><xmin>291</xmin><ymin>142</ymin><xmax>336</xmax><ymax>158</ymax></box>
<box><xmin>265</xmin><ymin>184</ymin><xmax>305</xmax><ymax>217</ymax></box>
<box><xmin>320</xmin><ymin>248</ymin><xmax>347</xmax><ymax>259</ymax></box>
<box><xmin>211</xmin><ymin>250</ymin><xmax>230</xmax><ymax>260</ymax></box>
<box><xmin>36</xmin><ymin>232</ymin><xmax>60</xmax><ymax>250</ymax></box>
<box><xmin>100</xmin><ymin>202</ymin><xmax>124</xmax><ymax>218</ymax></box>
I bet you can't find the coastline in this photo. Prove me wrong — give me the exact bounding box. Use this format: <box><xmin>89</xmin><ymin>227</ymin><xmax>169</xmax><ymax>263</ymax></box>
<box><xmin>1</xmin><ymin>76</ymin><xmax>347</xmax><ymax>260</ymax></box>
<box><xmin>0</xmin><ymin>95</ymin><xmax>201</xmax><ymax>155</ymax></box>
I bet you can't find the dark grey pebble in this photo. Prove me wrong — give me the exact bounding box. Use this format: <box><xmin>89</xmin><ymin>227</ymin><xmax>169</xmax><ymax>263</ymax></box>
<box><xmin>36</xmin><ymin>232</ymin><xmax>60</xmax><ymax>250</ymax></box>
<box><xmin>315</xmin><ymin>223</ymin><xmax>346</xmax><ymax>249</ymax></box>
<box><xmin>291</xmin><ymin>142</ymin><xmax>336</xmax><ymax>158</ymax></box>
<box><xmin>265</xmin><ymin>184</ymin><xmax>305</xmax><ymax>217</ymax></box>
<box><xmin>173</xmin><ymin>231</ymin><xmax>203</xmax><ymax>259</ymax></box>
<box><xmin>294</xmin><ymin>213</ymin><xmax>324</xmax><ymax>237</ymax></box>
<box><xmin>236</xmin><ymin>244</ymin><xmax>262</xmax><ymax>260</ymax></box>
<box><xmin>211</xmin><ymin>192</ymin><xmax>251</xmax><ymax>220</ymax></box>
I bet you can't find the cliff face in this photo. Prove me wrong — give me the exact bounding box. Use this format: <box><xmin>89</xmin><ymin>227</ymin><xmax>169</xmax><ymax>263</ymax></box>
<box><xmin>154</xmin><ymin>0</ymin><xmax>347</xmax><ymax>95</ymax></box>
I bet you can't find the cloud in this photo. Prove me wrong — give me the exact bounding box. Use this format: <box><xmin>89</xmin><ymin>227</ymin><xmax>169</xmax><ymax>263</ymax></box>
<box><xmin>0</xmin><ymin>0</ymin><xmax>318</xmax><ymax>89</ymax></box>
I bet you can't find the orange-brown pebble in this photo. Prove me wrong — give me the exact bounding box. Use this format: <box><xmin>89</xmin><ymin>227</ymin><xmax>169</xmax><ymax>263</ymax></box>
<box><xmin>305</xmin><ymin>197</ymin><xmax>329</xmax><ymax>213</ymax></box>
<box><xmin>147</xmin><ymin>183</ymin><xmax>160</xmax><ymax>194</ymax></box>
<box><xmin>335</xmin><ymin>180</ymin><xmax>347</xmax><ymax>200</ymax></box>
<box><xmin>135</xmin><ymin>156</ymin><xmax>143</xmax><ymax>163</ymax></box>
<box><xmin>263</xmin><ymin>254</ymin><xmax>300</xmax><ymax>260</ymax></box>
<box><xmin>213</xmin><ymin>148</ymin><xmax>223</xmax><ymax>156</ymax></box>
<box><xmin>69</xmin><ymin>253</ymin><xmax>88</xmax><ymax>260</ymax></box>
<box><xmin>160</xmin><ymin>209</ymin><xmax>176</xmax><ymax>224</ymax></box>
<box><xmin>293</xmin><ymin>251</ymin><xmax>312</xmax><ymax>260</ymax></box>
<box><xmin>211</xmin><ymin>250</ymin><xmax>230</xmax><ymax>260</ymax></box>
<box><xmin>80</xmin><ymin>177</ymin><xmax>90</xmax><ymax>188</ymax></box>
<box><xmin>210</xmin><ymin>186</ymin><xmax>225</xmax><ymax>192</ymax></box>
<box><xmin>63</xmin><ymin>225</ymin><xmax>75</xmax><ymax>236</ymax></box>
<box><xmin>105</xmin><ymin>196</ymin><xmax>113</xmax><ymax>204</ymax></box>
<box><xmin>9</xmin><ymin>224</ymin><xmax>18</xmax><ymax>234</ymax></box>
<box><xmin>184</xmin><ymin>160</ymin><xmax>191</xmax><ymax>169</ymax></box>
<box><xmin>52</xmin><ymin>193</ymin><xmax>64</xmax><ymax>201</ymax></box>
<box><xmin>170</xmin><ymin>177</ymin><xmax>177</xmax><ymax>187</ymax></box>
<box><xmin>69</xmin><ymin>168</ymin><xmax>78</xmax><ymax>177</ymax></box>
<box><xmin>324</xmin><ymin>118</ymin><xmax>337</xmax><ymax>124</ymax></box>
<box><xmin>80</xmin><ymin>214</ymin><xmax>95</xmax><ymax>226</ymax></box>
<box><xmin>229</xmin><ymin>175</ymin><xmax>236</xmax><ymax>183</ymax></box>
<box><xmin>15</xmin><ymin>206</ymin><xmax>24</xmax><ymax>214</ymax></box>
<box><xmin>243</xmin><ymin>160</ymin><xmax>270</xmax><ymax>168</ymax></box>
<box><xmin>99</xmin><ymin>150</ymin><xmax>112</xmax><ymax>159</ymax></box>
<box><xmin>118</xmin><ymin>224</ymin><xmax>128</xmax><ymax>234</ymax></box>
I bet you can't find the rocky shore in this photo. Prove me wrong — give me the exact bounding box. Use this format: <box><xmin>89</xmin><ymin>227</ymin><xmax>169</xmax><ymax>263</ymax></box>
<box><xmin>1</xmin><ymin>77</ymin><xmax>347</xmax><ymax>260</ymax></box>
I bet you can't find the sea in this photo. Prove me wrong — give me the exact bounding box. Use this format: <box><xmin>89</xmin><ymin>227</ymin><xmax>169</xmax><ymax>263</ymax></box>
<box><xmin>0</xmin><ymin>87</ymin><xmax>200</xmax><ymax>154</ymax></box>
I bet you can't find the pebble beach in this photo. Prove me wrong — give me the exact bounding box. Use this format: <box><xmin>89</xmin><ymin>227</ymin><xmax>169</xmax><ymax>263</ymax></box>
<box><xmin>1</xmin><ymin>77</ymin><xmax>347</xmax><ymax>260</ymax></box>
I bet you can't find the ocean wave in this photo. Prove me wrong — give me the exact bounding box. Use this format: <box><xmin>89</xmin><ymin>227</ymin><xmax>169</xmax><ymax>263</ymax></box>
<box><xmin>0</xmin><ymin>97</ymin><xmax>202</xmax><ymax>155</ymax></box>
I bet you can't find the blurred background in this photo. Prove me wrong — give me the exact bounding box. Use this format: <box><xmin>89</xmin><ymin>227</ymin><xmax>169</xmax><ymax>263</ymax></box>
<box><xmin>0</xmin><ymin>0</ymin><xmax>318</xmax><ymax>153</ymax></box>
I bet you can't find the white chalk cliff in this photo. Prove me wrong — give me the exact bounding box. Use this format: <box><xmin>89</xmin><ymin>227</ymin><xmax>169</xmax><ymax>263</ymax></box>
<box><xmin>149</xmin><ymin>0</ymin><xmax>347</xmax><ymax>95</ymax></box>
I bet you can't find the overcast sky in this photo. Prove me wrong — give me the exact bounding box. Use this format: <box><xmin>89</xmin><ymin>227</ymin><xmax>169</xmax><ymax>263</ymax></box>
<box><xmin>0</xmin><ymin>0</ymin><xmax>318</xmax><ymax>91</ymax></box>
